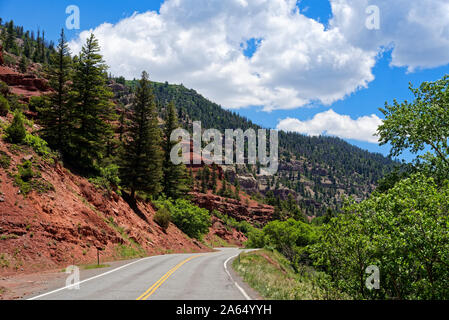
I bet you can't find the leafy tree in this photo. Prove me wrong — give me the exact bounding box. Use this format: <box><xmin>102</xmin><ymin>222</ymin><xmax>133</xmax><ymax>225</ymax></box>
<box><xmin>6</xmin><ymin>110</ymin><xmax>26</xmax><ymax>143</ymax></box>
<box><xmin>69</xmin><ymin>34</ymin><xmax>115</xmax><ymax>172</ymax></box>
<box><xmin>378</xmin><ymin>76</ymin><xmax>449</xmax><ymax>183</ymax></box>
<box><xmin>311</xmin><ymin>174</ymin><xmax>449</xmax><ymax>299</ymax></box>
<box><xmin>38</xmin><ymin>29</ymin><xmax>72</xmax><ymax>152</ymax></box>
<box><xmin>162</xmin><ymin>101</ymin><xmax>189</xmax><ymax>199</ymax></box>
<box><xmin>119</xmin><ymin>71</ymin><xmax>163</xmax><ymax>198</ymax></box>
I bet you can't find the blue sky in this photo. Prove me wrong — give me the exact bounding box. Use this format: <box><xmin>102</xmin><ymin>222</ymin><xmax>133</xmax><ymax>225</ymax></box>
<box><xmin>1</xmin><ymin>0</ymin><xmax>448</xmax><ymax>161</ymax></box>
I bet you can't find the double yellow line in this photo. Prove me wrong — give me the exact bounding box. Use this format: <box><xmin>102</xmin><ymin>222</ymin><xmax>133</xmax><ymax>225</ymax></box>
<box><xmin>136</xmin><ymin>254</ymin><xmax>202</xmax><ymax>300</ymax></box>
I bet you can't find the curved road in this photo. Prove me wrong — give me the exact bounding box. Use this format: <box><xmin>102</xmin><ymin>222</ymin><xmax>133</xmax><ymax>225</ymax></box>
<box><xmin>27</xmin><ymin>248</ymin><xmax>256</xmax><ymax>300</ymax></box>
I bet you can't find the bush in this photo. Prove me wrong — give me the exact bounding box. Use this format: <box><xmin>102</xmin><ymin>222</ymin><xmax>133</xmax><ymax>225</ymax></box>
<box><xmin>7</xmin><ymin>94</ymin><xmax>27</xmax><ymax>112</ymax></box>
<box><xmin>154</xmin><ymin>198</ymin><xmax>211</xmax><ymax>240</ymax></box>
<box><xmin>0</xmin><ymin>94</ymin><xmax>9</xmax><ymax>116</ymax></box>
<box><xmin>0</xmin><ymin>81</ymin><xmax>9</xmax><ymax>96</ymax></box>
<box><xmin>0</xmin><ymin>150</ymin><xmax>11</xmax><ymax>169</ymax></box>
<box><xmin>154</xmin><ymin>207</ymin><xmax>171</xmax><ymax>231</ymax></box>
<box><xmin>24</xmin><ymin>133</ymin><xmax>52</xmax><ymax>156</ymax></box>
<box><xmin>310</xmin><ymin>173</ymin><xmax>449</xmax><ymax>300</ymax></box>
<box><xmin>6</xmin><ymin>110</ymin><xmax>26</xmax><ymax>143</ymax></box>
<box><xmin>89</xmin><ymin>164</ymin><xmax>121</xmax><ymax>195</ymax></box>
<box><xmin>29</xmin><ymin>96</ymin><xmax>47</xmax><ymax>112</ymax></box>
<box><xmin>18</xmin><ymin>160</ymin><xmax>34</xmax><ymax>182</ymax></box>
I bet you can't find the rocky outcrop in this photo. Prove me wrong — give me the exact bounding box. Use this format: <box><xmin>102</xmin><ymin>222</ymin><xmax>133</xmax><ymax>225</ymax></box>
<box><xmin>0</xmin><ymin>66</ymin><xmax>51</xmax><ymax>101</ymax></box>
<box><xmin>205</xmin><ymin>216</ymin><xmax>247</xmax><ymax>247</ymax></box>
<box><xmin>191</xmin><ymin>192</ymin><xmax>274</xmax><ymax>226</ymax></box>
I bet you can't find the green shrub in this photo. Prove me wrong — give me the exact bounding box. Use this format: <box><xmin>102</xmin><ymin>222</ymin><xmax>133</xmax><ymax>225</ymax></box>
<box><xmin>154</xmin><ymin>198</ymin><xmax>211</xmax><ymax>240</ymax></box>
<box><xmin>310</xmin><ymin>173</ymin><xmax>449</xmax><ymax>300</ymax></box>
<box><xmin>246</xmin><ymin>219</ymin><xmax>319</xmax><ymax>267</ymax></box>
<box><xmin>7</xmin><ymin>94</ymin><xmax>27</xmax><ymax>112</ymax></box>
<box><xmin>89</xmin><ymin>164</ymin><xmax>121</xmax><ymax>195</ymax></box>
<box><xmin>18</xmin><ymin>160</ymin><xmax>34</xmax><ymax>182</ymax></box>
<box><xmin>154</xmin><ymin>207</ymin><xmax>171</xmax><ymax>231</ymax></box>
<box><xmin>0</xmin><ymin>81</ymin><xmax>9</xmax><ymax>96</ymax></box>
<box><xmin>0</xmin><ymin>94</ymin><xmax>9</xmax><ymax>116</ymax></box>
<box><xmin>24</xmin><ymin>133</ymin><xmax>52</xmax><ymax>156</ymax></box>
<box><xmin>28</xmin><ymin>96</ymin><xmax>47</xmax><ymax>112</ymax></box>
<box><xmin>0</xmin><ymin>150</ymin><xmax>11</xmax><ymax>169</ymax></box>
<box><xmin>6</xmin><ymin>110</ymin><xmax>26</xmax><ymax>143</ymax></box>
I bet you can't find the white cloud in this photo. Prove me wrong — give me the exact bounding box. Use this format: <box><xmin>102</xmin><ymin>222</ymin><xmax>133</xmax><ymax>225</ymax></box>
<box><xmin>276</xmin><ymin>109</ymin><xmax>382</xmax><ymax>143</ymax></box>
<box><xmin>68</xmin><ymin>0</ymin><xmax>449</xmax><ymax>112</ymax></box>
<box><xmin>329</xmin><ymin>0</ymin><xmax>449</xmax><ymax>71</ymax></box>
<box><xmin>69</xmin><ymin>0</ymin><xmax>375</xmax><ymax>111</ymax></box>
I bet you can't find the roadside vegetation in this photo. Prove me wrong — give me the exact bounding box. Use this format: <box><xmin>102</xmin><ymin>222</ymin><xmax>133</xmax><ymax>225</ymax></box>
<box><xmin>242</xmin><ymin>76</ymin><xmax>449</xmax><ymax>300</ymax></box>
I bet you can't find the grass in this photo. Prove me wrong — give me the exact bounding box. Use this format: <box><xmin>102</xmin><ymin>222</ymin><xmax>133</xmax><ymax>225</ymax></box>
<box><xmin>232</xmin><ymin>249</ymin><xmax>347</xmax><ymax>300</ymax></box>
<box><xmin>206</xmin><ymin>235</ymin><xmax>238</xmax><ymax>248</ymax></box>
<box><xmin>83</xmin><ymin>264</ymin><xmax>111</xmax><ymax>270</ymax></box>
<box><xmin>0</xmin><ymin>234</ymin><xmax>19</xmax><ymax>240</ymax></box>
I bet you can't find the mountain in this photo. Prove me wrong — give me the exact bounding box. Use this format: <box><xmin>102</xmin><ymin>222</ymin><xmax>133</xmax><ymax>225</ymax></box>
<box><xmin>115</xmin><ymin>79</ymin><xmax>396</xmax><ymax>217</ymax></box>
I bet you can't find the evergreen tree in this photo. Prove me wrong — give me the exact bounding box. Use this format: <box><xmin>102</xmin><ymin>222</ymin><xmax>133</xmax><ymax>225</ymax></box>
<box><xmin>38</xmin><ymin>29</ymin><xmax>72</xmax><ymax>153</ymax></box>
<box><xmin>162</xmin><ymin>101</ymin><xmax>189</xmax><ymax>199</ymax></box>
<box><xmin>119</xmin><ymin>71</ymin><xmax>163</xmax><ymax>199</ymax></box>
<box><xmin>70</xmin><ymin>34</ymin><xmax>115</xmax><ymax>172</ymax></box>
<box><xmin>6</xmin><ymin>110</ymin><xmax>26</xmax><ymax>143</ymax></box>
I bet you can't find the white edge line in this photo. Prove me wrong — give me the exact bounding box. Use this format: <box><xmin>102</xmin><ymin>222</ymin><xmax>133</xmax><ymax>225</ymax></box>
<box><xmin>224</xmin><ymin>252</ymin><xmax>251</xmax><ymax>301</ymax></box>
<box><xmin>28</xmin><ymin>256</ymin><xmax>155</xmax><ymax>300</ymax></box>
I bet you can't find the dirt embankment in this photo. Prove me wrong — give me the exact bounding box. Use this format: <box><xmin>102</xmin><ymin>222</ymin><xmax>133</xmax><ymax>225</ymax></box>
<box><xmin>0</xmin><ymin>136</ymin><xmax>211</xmax><ymax>278</ymax></box>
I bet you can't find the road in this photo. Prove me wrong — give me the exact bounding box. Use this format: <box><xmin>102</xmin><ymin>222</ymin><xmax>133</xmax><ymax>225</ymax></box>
<box><xmin>27</xmin><ymin>248</ymin><xmax>257</xmax><ymax>300</ymax></box>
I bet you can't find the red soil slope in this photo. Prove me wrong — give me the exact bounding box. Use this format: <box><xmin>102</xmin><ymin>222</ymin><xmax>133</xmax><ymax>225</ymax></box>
<box><xmin>0</xmin><ymin>136</ymin><xmax>210</xmax><ymax>277</ymax></box>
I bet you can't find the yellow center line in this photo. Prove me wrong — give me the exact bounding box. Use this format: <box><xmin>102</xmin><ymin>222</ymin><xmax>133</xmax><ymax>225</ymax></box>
<box><xmin>136</xmin><ymin>254</ymin><xmax>202</xmax><ymax>300</ymax></box>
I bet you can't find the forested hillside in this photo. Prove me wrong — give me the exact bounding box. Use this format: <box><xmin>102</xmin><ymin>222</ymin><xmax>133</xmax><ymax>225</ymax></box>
<box><xmin>120</xmin><ymin>79</ymin><xmax>396</xmax><ymax>217</ymax></box>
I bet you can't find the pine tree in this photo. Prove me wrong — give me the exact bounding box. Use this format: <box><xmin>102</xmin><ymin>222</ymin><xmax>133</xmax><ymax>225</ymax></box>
<box><xmin>69</xmin><ymin>34</ymin><xmax>115</xmax><ymax>172</ymax></box>
<box><xmin>119</xmin><ymin>71</ymin><xmax>163</xmax><ymax>199</ymax></box>
<box><xmin>6</xmin><ymin>110</ymin><xmax>26</xmax><ymax>143</ymax></box>
<box><xmin>162</xmin><ymin>101</ymin><xmax>189</xmax><ymax>199</ymax></box>
<box><xmin>5</xmin><ymin>21</ymin><xmax>17</xmax><ymax>54</ymax></box>
<box><xmin>38</xmin><ymin>29</ymin><xmax>72</xmax><ymax>153</ymax></box>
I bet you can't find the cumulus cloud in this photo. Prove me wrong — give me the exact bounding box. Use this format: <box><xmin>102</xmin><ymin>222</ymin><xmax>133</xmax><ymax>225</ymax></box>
<box><xmin>276</xmin><ymin>109</ymin><xmax>382</xmax><ymax>143</ymax></box>
<box><xmin>69</xmin><ymin>0</ymin><xmax>375</xmax><ymax>111</ymax></box>
<box><xmin>68</xmin><ymin>0</ymin><xmax>449</xmax><ymax>111</ymax></box>
<box><xmin>329</xmin><ymin>0</ymin><xmax>449</xmax><ymax>71</ymax></box>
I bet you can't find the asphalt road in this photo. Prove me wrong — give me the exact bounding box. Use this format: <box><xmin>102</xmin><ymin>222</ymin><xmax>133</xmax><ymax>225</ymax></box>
<box><xmin>27</xmin><ymin>248</ymin><xmax>257</xmax><ymax>300</ymax></box>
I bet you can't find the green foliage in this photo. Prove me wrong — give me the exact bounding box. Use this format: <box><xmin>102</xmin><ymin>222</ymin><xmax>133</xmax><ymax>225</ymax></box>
<box><xmin>378</xmin><ymin>76</ymin><xmax>449</xmax><ymax>184</ymax></box>
<box><xmin>119</xmin><ymin>71</ymin><xmax>163</xmax><ymax>198</ymax></box>
<box><xmin>0</xmin><ymin>94</ymin><xmax>10</xmax><ymax>116</ymax></box>
<box><xmin>212</xmin><ymin>210</ymin><xmax>253</xmax><ymax>234</ymax></box>
<box><xmin>90</xmin><ymin>164</ymin><xmax>121</xmax><ymax>195</ymax></box>
<box><xmin>233</xmin><ymin>249</ymin><xmax>345</xmax><ymax>300</ymax></box>
<box><xmin>154</xmin><ymin>207</ymin><xmax>171</xmax><ymax>231</ymax></box>
<box><xmin>162</xmin><ymin>101</ymin><xmax>189</xmax><ymax>199</ymax></box>
<box><xmin>28</xmin><ymin>96</ymin><xmax>47</xmax><ymax>113</ymax></box>
<box><xmin>154</xmin><ymin>198</ymin><xmax>211</xmax><ymax>240</ymax></box>
<box><xmin>5</xmin><ymin>110</ymin><xmax>26</xmax><ymax>143</ymax></box>
<box><xmin>310</xmin><ymin>173</ymin><xmax>449</xmax><ymax>300</ymax></box>
<box><xmin>68</xmin><ymin>33</ymin><xmax>115</xmax><ymax>172</ymax></box>
<box><xmin>18</xmin><ymin>160</ymin><xmax>34</xmax><ymax>181</ymax></box>
<box><xmin>23</xmin><ymin>133</ymin><xmax>52</xmax><ymax>157</ymax></box>
<box><xmin>7</xmin><ymin>94</ymin><xmax>27</xmax><ymax>112</ymax></box>
<box><xmin>0</xmin><ymin>150</ymin><xmax>11</xmax><ymax>169</ymax></box>
<box><xmin>0</xmin><ymin>81</ymin><xmax>9</xmax><ymax>97</ymax></box>
<box><xmin>249</xmin><ymin>219</ymin><xmax>319</xmax><ymax>267</ymax></box>
<box><xmin>38</xmin><ymin>29</ymin><xmax>72</xmax><ymax>152</ymax></box>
